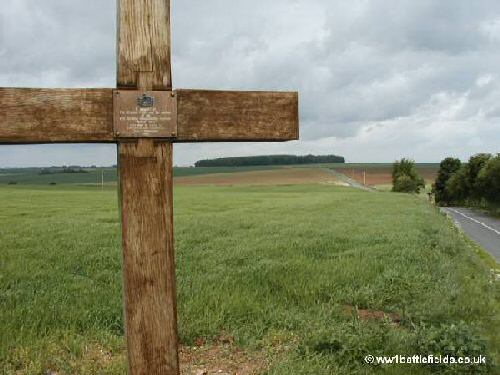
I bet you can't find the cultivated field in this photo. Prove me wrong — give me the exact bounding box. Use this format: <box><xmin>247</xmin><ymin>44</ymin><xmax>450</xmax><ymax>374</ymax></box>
<box><xmin>329</xmin><ymin>163</ymin><xmax>439</xmax><ymax>188</ymax></box>
<box><xmin>175</xmin><ymin>167</ymin><xmax>339</xmax><ymax>186</ymax></box>
<box><xmin>0</xmin><ymin>164</ymin><xmax>438</xmax><ymax>190</ymax></box>
<box><xmin>1</xmin><ymin>176</ymin><xmax>499</xmax><ymax>374</ymax></box>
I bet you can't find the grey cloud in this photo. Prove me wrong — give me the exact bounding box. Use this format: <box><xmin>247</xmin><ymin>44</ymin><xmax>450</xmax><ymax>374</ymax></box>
<box><xmin>1</xmin><ymin>0</ymin><xmax>115</xmax><ymax>87</ymax></box>
<box><xmin>326</xmin><ymin>0</ymin><xmax>498</xmax><ymax>53</ymax></box>
<box><xmin>172</xmin><ymin>0</ymin><xmax>500</xmax><ymax>142</ymax></box>
<box><xmin>0</xmin><ymin>0</ymin><xmax>499</xmax><ymax>167</ymax></box>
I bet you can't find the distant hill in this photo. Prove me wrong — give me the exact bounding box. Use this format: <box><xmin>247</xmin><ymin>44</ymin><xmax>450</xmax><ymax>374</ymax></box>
<box><xmin>195</xmin><ymin>154</ymin><xmax>345</xmax><ymax>167</ymax></box>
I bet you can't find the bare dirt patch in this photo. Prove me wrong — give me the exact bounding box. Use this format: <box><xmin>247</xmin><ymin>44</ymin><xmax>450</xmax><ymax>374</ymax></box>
<box><xmin>343</xmin><ymin>305</ymin><xmax>402</xmax><ymax>326</ymax></box>
<box><xmin>175</xmin><ymin>168</ymin><xmax>338</xmax><ymax>186</ymax></box>
<box><xmin>18</xmin><ymin>340</ymin><xmax>267</xmax><ymax>375</ymax></box>
<box><xmin>180</xmin><ymin>344</ymin><xmax>267</xmax><ymax>375</ymax></box>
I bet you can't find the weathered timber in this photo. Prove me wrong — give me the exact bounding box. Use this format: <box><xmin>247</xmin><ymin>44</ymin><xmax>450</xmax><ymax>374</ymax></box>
<box><xmin>0</xmin><ymin>88</ymin><xmax>114</xmax><ymax>144</ymax></box>
<box><xmin>1</xmin><ymin>1</ymin><xmax>300</xmax><ymax>373</ymax></box>
<box><xmin>0</xmin><ymin>89</ymin><xmax>298</xmax><ymax>144</ymax></box>
<box><xmin>177</xmin><ymin>89</ymin><xmax>299</xmax><ymax>141</ymax></box>
<box><xmin>117</xmin><ymin>0</ymin><xmax>179</xmax><ymax>373</ymax></box>
<box><xmin>119</xmin><ymin>139</ymin><xmax>178</xmax><ymax>375</ymax></box>
<box><xmin>118</xmin><ymin>0</ymin><xmax>172</xmax><ymax>90</ymax></box>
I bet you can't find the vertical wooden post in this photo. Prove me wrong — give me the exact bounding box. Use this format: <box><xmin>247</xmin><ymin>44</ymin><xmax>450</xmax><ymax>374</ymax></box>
<box><xmin>117</xmin><ymin>1</ymin><xmax>179</xmax><ymax>374</ymax></box>
<box><xmin>119</xmin><ymin>139</ymin><xmax>178</xmax><ymax>374</ymax></box>
<box><xmin>1</xmin><ymin>3</ymin><xmax>299</xmax><ymax>373</ymax></box>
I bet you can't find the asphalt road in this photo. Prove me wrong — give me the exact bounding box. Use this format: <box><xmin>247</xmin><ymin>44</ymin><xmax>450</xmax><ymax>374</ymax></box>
<box><xmin>442</xmin><ymin>207</ymin><xmax>500</xmax><ymax>262</ymax></box>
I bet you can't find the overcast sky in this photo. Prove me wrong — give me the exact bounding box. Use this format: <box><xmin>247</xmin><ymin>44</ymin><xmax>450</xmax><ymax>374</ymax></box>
<box><xmin>1</xmin><ymin>0</ymin><xmax>499</xmax><ymax>167</ymax></box>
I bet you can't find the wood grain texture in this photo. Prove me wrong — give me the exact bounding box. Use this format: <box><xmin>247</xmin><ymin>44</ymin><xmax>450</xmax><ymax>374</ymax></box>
<box><xmin>119</xmin><ymin>140</ymin><xmax>179</xmax><ymax>375</ymax></box>
<box><xmin>176</xmin><ymin>89</ymin><xmax>299</xmax><ymax>142</ymax></box>
<box><xmin>117</xmin><ymin>0</ymin><xmax>178</xmax><ymax>373</ymax></box>
<box><xmin>0</xmin><ymin>88</ymin><xmax>114</xmax><ymax>144</ymax></box>
<box><xmin>118</xmin><ymin>0</ymin><xmax>172</xmax><ymax>90</ymax></box>
<box><xmin>0</xmin><ymin>88</ymin><xmax>299</xmax><ymax>143</ymax></box>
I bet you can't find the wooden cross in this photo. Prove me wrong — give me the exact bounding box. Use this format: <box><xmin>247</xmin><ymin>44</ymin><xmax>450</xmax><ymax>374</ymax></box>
<box><xmin>0</xmin><ymin>1</ymin><xmax>298</xmax><ymax>374</ymax></box>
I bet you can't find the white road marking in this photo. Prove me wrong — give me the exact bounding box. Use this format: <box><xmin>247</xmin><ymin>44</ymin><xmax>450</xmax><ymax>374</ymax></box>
<box><xmin>447</xmin><ymin>208</ymin><xmax>500</xmax><ymax>237</ymax></box>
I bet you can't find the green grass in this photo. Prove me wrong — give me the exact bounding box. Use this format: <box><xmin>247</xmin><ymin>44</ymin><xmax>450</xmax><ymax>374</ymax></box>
<box><xmin>0</xmin><ymin>165</ymin><xmax>285</xmax><ymax>186</ymax></box>
<box><xmin>0</xmin><ymin>167</ymin><xmax>117</xmax><ymax>185</ymax></box>
<box><xmin>0</xmin><ymin>164</ymin><xmax>438</xmax><ymax>186</ymax></box>
<box><xmin>0</xmin><ymin>184</ymin><xmax>498</xmax><ymax>374</ymax></box>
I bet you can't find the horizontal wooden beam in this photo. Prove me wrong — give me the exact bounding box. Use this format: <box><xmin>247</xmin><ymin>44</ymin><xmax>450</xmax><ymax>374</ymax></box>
<box><xmin>0</xmin><ymin>88</ymin><xmax>299</xmax><ymax>144</ymax></box>
<box><xmin>176</xmin><ymin>89</ymin><xmax>299</xmax><ymax>142</ymax></box>
<box><xmin>0</xmin><ymin>88</ymin><xmax>114</xmax><ymax>144</ymax></box>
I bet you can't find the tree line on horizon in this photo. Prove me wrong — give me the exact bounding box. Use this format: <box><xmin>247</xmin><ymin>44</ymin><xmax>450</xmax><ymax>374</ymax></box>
<box><xmin>194</xmin><ymin>154</ymin><xmax>345</xmax><ymax>167</ymax></box>
<box><xmin>39</xmin><ymin>166</ymin><xmax>89</xmax><ymax>174</ymax></box>
<box><xmin>433</xmin><ymin>153</ymin><xmax>500</xmax><ymax>212</ymax></box>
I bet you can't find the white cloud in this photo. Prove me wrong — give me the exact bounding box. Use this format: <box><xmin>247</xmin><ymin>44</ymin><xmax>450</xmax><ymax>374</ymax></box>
<box><xmin>0</xmin><ymin>0</ymin><xmax>499</xmax><ymax>167</ymax></box>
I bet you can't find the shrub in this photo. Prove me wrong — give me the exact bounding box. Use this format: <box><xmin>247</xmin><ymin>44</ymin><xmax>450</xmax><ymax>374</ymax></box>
<box><xmin>394</xmin><ymin>175</ymin><xmax>421</xmax><ymax>193</ymax></box>
<box><xmin>446</xmin><ymin>168</ymin><xmax>468</xmax><ymax>205</ymax></box>
<box><xmin>443</xmin><ymin>154</ymin><xmax>492</xmax><ymax>206</ymax></box>
<box><xmin>414</xmin><ymin>322</ymin><xmax>491</xmax><ymax>374</ymax></box>
<box><xmin>433</xmin><ymin>157</ymin><xmax>461</xmax><ymax>206</ymax></box>
<box><xmin>464</xmin><ymin>153</ymin><xmax>492</xmax><ymax>202</ymax></box>
<box><xmin>476</xmin><ymin>155</ymin><xmax>500</xmax><ymax>208</ymax></box>
<box><xmin>392</xmin><ymin>159</ymin><xmax>425</xmax><ymax>193</ymax></box>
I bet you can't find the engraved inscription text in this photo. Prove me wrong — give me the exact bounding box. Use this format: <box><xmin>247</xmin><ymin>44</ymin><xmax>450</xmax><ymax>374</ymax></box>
<box><xmin>113</xmin><ymin>91</ymin><xmax>177</xmax><ymax>138</ymax></box>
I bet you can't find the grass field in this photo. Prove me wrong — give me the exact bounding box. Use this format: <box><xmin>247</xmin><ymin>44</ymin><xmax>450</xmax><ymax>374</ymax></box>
<box><xmin>1</xmin><ymin>180</ymin><xmax>499</xmax><ymax>374</ymax></box>
<box><xmin>0</xmin><ymin>163</ymin><xmax>438</xmax><ymax>188</ymax></box>
<box><xmin>0</xmin><ymin>166</ymin><xmax>285</xmax><ymax>186</ymax></box>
